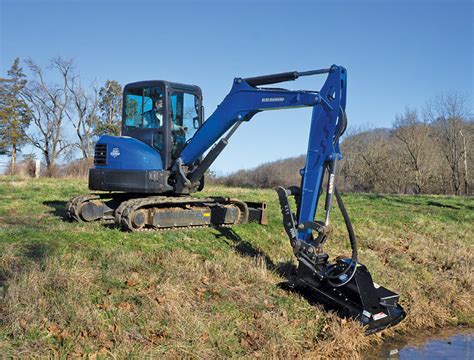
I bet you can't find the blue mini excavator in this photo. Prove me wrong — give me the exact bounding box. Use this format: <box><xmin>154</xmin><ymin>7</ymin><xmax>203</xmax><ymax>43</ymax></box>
<box><xmin>67</xmin><ymin>65</ymin><xmax>405</xmax><ymax>333</ymax></box>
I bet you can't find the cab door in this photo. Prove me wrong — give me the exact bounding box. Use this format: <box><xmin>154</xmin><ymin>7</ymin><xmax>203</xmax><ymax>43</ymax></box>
<box><xmin>122</xmin><ymin>83</ymin><xmax>167</xmax><ymax>167</ymax></box>
<box><xmin>169</xmin><ymin>90</ymin><xmax>202</xmax><ymax>160</ymax></box>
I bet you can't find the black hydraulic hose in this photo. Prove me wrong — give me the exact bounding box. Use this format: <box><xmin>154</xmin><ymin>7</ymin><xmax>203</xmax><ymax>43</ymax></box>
<box><xmin>325</xmin><ymin>186</ymin><xmax>358</xmax><ymax>287</ymax></box>
<box><xmin>334</xmin><ymin>106</ymin><xmax>347</xmax><ymax>141</ymax></box>
<box><xmin>334</xmin><ymin>186</ymin><xmax>357</xmax><ymax>262</ymax></box>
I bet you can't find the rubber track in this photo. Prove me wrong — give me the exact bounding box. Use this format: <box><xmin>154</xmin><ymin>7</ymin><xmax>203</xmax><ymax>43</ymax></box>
<box><xmin>67</xmin><ymin>194</ymin><xmax>249</xmax><ymax>232</ymax></box>
<box><xmin>65</xmin><ymin>194</ymin><xmax>100</xmax><ymax>222</ymax></box>
<box><xmin>117</xmin><ymin>196</ymin><xmax>248</xmax><ymax>232</ymax></box>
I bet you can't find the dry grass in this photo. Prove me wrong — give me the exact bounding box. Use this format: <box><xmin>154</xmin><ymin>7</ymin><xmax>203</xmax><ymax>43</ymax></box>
<box><xmin>0</xmin><ymin>177</ymin><xmax>472</xmax><ymax>358</ymax></box>
<box><xmin>0</xmin><ymin>247</ymin><xmax>372</xmax><ymax>358</ymax></box>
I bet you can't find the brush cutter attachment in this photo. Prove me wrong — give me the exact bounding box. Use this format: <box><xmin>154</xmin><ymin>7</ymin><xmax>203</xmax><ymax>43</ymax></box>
<box><xmin>291</xmin><ymin>258</ymin><xmax>406</xmax><ymax>333</ymax></box>
<box><xmin>276</xmin><ymin>186</ymin><xmax>405</xmax><ymax>333</ymax></box>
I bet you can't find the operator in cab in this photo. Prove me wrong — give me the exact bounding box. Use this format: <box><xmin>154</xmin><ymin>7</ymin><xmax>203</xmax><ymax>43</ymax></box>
<box><xmin>143</xmin><ymin>96</ymin><xmax>164</xmax><ymax>128</ymax></box>
<box><xmin>143</xmin><ymin>94</ymin><xmax>187</xmax><ymax>135</ymax></box>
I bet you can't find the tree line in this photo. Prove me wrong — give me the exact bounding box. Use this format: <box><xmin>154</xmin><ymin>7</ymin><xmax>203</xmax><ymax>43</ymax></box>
<box><xmin>0</xmin><ymin>57</ymin><xmax>122</xmax><ymax>176</ymax></box>
<box><xmin>1</xmin><ymin>57</ymin><xmax>472</xmax><ymax>195</ymax></box>
<box><xmin>213</xmin><ymin>93</ymin><xmax>473</xmax><ymax>196</ymax></box>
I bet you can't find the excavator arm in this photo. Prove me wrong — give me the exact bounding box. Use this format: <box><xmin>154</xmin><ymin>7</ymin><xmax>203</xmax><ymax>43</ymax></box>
<box><xmin>173</xmin><ymin>65</ymin><xmax>405</xmax><ymax>333</ymax></box>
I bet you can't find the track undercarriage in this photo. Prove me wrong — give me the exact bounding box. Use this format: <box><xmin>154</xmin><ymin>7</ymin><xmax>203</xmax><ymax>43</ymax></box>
<box><xmin>66</xmin><ymin>194</ymin><xmax>267</xmax><ymax>232</ymax></box>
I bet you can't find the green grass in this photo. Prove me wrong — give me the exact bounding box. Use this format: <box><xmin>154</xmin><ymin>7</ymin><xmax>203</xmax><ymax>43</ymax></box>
<box><xmin>0</xmin><ymin>176</ymin><xmax>472</xmax><ymax>358</ymax></box>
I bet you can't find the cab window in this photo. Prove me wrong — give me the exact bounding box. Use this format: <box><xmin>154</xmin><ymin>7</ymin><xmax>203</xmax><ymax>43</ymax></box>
<box><xmin>124</xmin><ymin>87</ymin><xmax>164</xmax><ymax>129</ymax></box>
<box><xmin>170</xmin><ymin>92</ymin><xmax>200</xmax><ymax>156</ymax></box>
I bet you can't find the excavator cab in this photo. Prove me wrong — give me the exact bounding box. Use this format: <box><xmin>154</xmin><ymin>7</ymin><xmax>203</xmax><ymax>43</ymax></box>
<box><xmin>121</xmin><ymin>81</ymin><xmax>203</xmax><ymax>170</ymax></box>
<box><xmin>88</xmin><ymin>81</ymin><xmax>203</xmax><ymax>194</ymax></box>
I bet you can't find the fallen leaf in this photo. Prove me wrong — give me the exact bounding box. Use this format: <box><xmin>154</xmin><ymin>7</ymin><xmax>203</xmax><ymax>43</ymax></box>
<box><xmin>264</xmin><ymin>299</ymin><xmax>275</xmax><ymax>310</ymax></box>
<box><xmin>196</xmin><ymin>287</ymin><xmax>207</xmax><ymax>297</ymax></box>
<box><xmin>149</xmin><ymin>329</ymin><xmax>167</xmax><ymax>343</ymax></box>
<box><xmin>126</xmin><ymin>272</ymin><xmax>140</xmax><ymax>287</ymax></box>
<box><xmin>108</xmin><ymin>324</ymin><xmax>118</xmax><ymax>334</ymax></box>
<box><xmin>240</xmin><ymin>338</ymin><xmax>251</xmax><ymax>349</ymax></box>
<box><xmin>96</xmin><ymin>303</ymin><xmax>112</xmax><ymax>311</ymax></box>
<box><xmin>47</xmin><ymin>323</ymin><xmax>60</xmax><ymax>336</ymax></box>
<box><xmin>154</xmin><ymin>295</ymin><xmax>165</xmax><ymax>304</ymax></box>
<box><xmin>117</xmin><ymin>302</ymin><xmax>132</xmax><ymax>311</ymax></box>
<box><xmin>59</xmin><ymin>329</ymin><xmax>70</xmax><ymax>340</ymax></box>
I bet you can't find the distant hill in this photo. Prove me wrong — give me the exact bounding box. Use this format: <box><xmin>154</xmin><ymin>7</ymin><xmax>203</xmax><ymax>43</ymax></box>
<box><xmin>212</xmin><ymin>155</ymin><xmax>306</xmax><ymax>189</ymax></box>
<box><xmin>212</xmin><ymin>126</ymin><xmax>472</xmax><ymax>195</ymax></box>
<box><xmin>213</xmin><ymin>128</ymin><xmax>392</xmax><ymax>190</ymax></box>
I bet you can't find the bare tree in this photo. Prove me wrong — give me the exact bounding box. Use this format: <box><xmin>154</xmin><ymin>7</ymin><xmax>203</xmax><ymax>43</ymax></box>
<box><xmin>392</xmin><ymin>108</ymin><xmax>432</xmax><ymax>194</ymax></box>
<box><xmin>21</xmin><ymin>57</ymin><xmax>73</xmax><ymax>176</ymax></box>
<box><xmin>459</xmin><ymin>121</ymin><xmax>473</xmax><ymax>195</ymax></box>
<box><xmin>340</xmin><ymin>128</ymin><xmax>399</xmax><ymax>192</ymax></box>
<box><xmin>215</xmin><ymin>104</ymin><xmax>471</xmax><ymax>195</ymax></box>
<box><xmin>66</xmin><ymin>76</ymin><xmax>99</xmax><ymax>160</ymax></box>
<box><xmin>424</xmin><ymin>92</ymin><xmax>471</xmax><ymax>195</ymax></box>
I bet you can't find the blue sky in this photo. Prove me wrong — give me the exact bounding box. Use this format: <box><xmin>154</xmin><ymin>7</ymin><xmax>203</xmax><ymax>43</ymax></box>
<box><xmin>1</xmin><ymin>0</ymin><xmax>473</xmax><ymax>174</ymax></box>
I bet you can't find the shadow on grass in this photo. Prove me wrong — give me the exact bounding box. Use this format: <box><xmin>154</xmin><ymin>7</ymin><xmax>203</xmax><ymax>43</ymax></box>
<box><xmin>426</xmin><ymin>201</ymin><xmax>462</xmax><ymax>210</ymax></box>
<box><xmin>214</xmin><ymin>228</ymin><xmax>299</xmax><ymax>279</ymax></box>
<box><xmin>43</xmin><ymin>200</ymin><xmax>67</xmax><ymax>219</ymax></box>
<box><xmin>0</xmin><ymin>241</ymin><xmax>56</xmax><ymax>293</ymax></box>
<box><xmin>362</xmin><ymin>193</ymin><xmax>472</xmax><ymax>210</ymax></box>
<box><xmin>21</xmin><ymin>242</ymin><xmax>54</xmax><ymax>262</ymax></box>
<box><xmin>213</xmin><ymin>227</ymin><xmax>341</xmax><ymax>312</ymax></box>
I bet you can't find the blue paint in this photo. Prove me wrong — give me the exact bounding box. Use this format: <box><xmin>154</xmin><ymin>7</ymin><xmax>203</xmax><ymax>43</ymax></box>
<box><xmin>297</xmin><ymin>66</ymin><xmax>346</xmax><ymax>241</ymax></box>
<box><xmin>95</xmin><ymin>135</ymin><xmax>163</xmax><ymax>171</ymax></box>
<box><xmin>179</xmin><ymin>80</ymin><xmax>320</xmax><ymax>165</ymax></box>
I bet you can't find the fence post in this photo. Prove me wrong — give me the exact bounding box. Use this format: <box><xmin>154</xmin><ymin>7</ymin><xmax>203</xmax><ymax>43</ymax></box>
<box><xmin>35</xmin><ymin>160</ymin><xmax>41</xmax><ymax>178</ymax></box>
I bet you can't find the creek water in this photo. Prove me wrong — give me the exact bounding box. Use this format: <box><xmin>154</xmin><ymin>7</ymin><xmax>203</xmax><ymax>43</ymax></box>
<box><xmin>367</xmin><ymin>328</ymin><xmax>473</xmax><ymax>359</ymax></box>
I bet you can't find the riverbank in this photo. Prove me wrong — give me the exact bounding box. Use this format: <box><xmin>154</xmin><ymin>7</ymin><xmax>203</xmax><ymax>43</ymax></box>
<box><xmin>0</xmin><ymin>177</ymin><xmax>472</xmax><ymax>357</ymax></box>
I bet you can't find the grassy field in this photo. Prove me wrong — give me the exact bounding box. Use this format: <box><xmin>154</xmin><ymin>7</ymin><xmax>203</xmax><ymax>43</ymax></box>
<box><xmin>0</xmin><ymin>177</ymin><xmax>472</xmax><ymax>358</ymax></box>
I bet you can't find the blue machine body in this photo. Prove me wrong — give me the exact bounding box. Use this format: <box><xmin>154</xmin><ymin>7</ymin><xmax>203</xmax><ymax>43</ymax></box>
<box><xmin>95</xmin><ymin>65</ymin><xmax>346</xmax><ymax>243</ymax></box>
<box><xmin>95</xmin><ymin>135</ymin><xmax>164</xmax><ymax>171</ymax></box>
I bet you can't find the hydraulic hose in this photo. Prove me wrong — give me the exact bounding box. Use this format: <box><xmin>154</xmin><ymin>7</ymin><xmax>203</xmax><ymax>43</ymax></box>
<box><xmin>335</xmin><ymin>186</ymin><xmax>358</xmax><ymax>262</ymax></box>
<box><xmin>325</xmin><ymin>186</ymin><xmax>358</xmax><ymax>287</ymax></box>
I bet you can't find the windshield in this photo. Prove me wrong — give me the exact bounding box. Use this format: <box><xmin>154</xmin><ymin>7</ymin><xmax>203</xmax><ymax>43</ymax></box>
<box><xmin>124</xmin><ymin>86</ymin><xmax>164</xmax><ymax>129</ymax></box>
<box><xmin>170</xmin><ymin>91</ymin><xmax>200</xmax><ymax>157</ymax></box>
